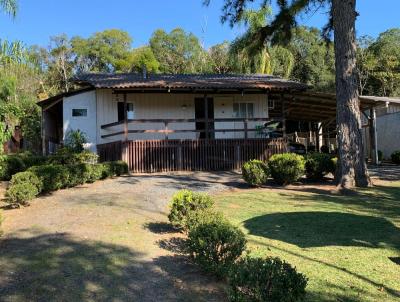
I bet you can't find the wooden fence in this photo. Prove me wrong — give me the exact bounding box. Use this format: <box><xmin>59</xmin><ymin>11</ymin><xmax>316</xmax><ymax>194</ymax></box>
<box><xmin>97</xmin><ymin>138</ymin><xmax>287</xmax><ymax>173</ymax></box>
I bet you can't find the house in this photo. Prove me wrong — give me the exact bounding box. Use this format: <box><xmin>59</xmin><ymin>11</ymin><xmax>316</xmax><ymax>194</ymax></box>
<box><xmin>38</xmin><ymin>73</ymin><xmax>400</xmax><ymax>172</ymax></box>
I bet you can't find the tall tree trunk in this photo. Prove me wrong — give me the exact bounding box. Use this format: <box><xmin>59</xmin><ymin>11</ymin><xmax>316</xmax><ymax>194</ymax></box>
<box><xmin>332</xmin><ymin>0</ymin><xmax>371</xmax><ymax>188</ymax></box>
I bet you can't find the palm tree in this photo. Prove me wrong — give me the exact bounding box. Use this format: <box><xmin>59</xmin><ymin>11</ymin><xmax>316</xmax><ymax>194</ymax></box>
<box><xmin>0</xmin><ymin>0</ymin><xmax>17</xmax><ymax>18</ymax></box>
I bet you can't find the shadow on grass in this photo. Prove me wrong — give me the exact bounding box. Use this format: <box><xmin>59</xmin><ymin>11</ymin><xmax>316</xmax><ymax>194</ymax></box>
<box><xmin>143</xmin><ymin>222</ymin><xmax>176</xmax><ymax>234</ymax></box>
<box><xmin>0</xmin><ymin>233</ymin><xmax>226</xmax><ymax>302</ymax></box>
<box><xmin>244</xmin><ymin>211</ymin><xmax>400</xmax><ymax>249</ymax></box>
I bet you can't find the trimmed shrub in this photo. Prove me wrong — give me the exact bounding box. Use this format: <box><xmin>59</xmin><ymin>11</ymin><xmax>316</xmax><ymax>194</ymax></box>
<box><xmin>391</xmin><ymin>151</ymin><xmax>400</xmax><ymax>165</ymax></box>
<box><xmin>242</xmin><ymin>160</ymin><xmax>269</xmax><ymax>186</ymax></box>
<box><xmin>304</xmin><ymin>153</ymin><xmax>334</xmax><ymax>180</ymax></box>
<box><xmin>0</xmin><ymin>156</ymin><xmax>26</xmax><ymax>181</ymax></box>
<box><xmin>6</xmin><ymin>171</ymin><xmax>42</xmax><ymax>205</ymax></box>
<box><xmin>49</xmin><ymin>148</ymin><xmax>98</xmax><ymax>165</ymax></box>
<box><xmin>101</xmin><ymin>162</ymin><xmax>115</xmax><ymax>178</ymax></box>
<box><xmin>187</xmin><ymin>218</ymin><xmax>247</xmax><ymax>278</ymax></box>
<box><xmin>228</xmin><ymin>256</ymin><xmax>308</xmax><ymax>302</ymax></box>
<box><xmin>64</xmin><ymin>129</ymin><xmax>87</xmax><ymax>153</ymax></box>
<box><xmin>86</xmin><ymin>164</ymin><xmax>105</xmax><ymax>183</ymax></box>
<box><xmin>113</xmin><ymin>160</ymin><xmax>128</xmax><ymax>176</ymax></box>
<box><xmin>186</xmin><ymin>208</ymin><xmax>225</xmax><ymax>232</ymax></box>
<box><xmin>268</xmin><ymin>153</ymin><xmax>305</xmax><ymax>185</ymax></box>
<box><xmin>29</xmin><ymin>164</ymin><xmax>69</xmax><ymax>193</ymax></box>
<box><xmin>168</xmin><ymin>190</ymin><xmax>214</xmax><ymax>230</ymax></box>
<box><xmin>65</xmin><ymin>163</ymin><xmax>91</xmax><ymax>187</ymax></box>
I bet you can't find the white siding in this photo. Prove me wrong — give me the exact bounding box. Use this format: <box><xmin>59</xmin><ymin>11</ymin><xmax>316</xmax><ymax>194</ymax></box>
<box><xmin>63</xmin><ymin>90</ymin><xmax>97</xmax><ymax>152</ymax></box>
<box><xmin>96</xmin><ymin>89</ymin><xmax>269</xmax><ymax>144</ymax></box>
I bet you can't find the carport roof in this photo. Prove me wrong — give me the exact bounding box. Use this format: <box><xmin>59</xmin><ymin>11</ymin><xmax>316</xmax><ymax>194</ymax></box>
<box><xmin>282</xmin><ymin>92</ymin><xmax>400</xmax><ymax>122</ymax></box>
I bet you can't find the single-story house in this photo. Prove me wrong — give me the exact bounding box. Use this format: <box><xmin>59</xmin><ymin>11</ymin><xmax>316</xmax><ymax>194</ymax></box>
<box><xmin>38</xmin><ymin>73</ymin><xmax>400</xmax><ymax>172</ymax></box>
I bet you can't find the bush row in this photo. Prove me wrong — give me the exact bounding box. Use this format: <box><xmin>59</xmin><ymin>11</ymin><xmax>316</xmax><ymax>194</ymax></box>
<box><xmin>168</xmin><ymin>190</ymin><xmax>308</xmax><ymax>302</ymax></box>
<box><xmin>242</xmin><ymin>152</ymin><xmax>337</xmax><ymax>186</ymax></box>
<box><xmin>6</xmin><ymin>161</ymin><xmax>128</xmax><ymax>205</ymax></box>
<box><xmin>0</xmin><ymin>148</ymin><xmax>100</xmax><ymax>181</ymax></box>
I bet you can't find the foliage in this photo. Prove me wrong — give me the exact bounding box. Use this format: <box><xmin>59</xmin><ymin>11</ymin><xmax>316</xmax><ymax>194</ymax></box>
<box><xmin>64</xmin><ymin>163</ymin><xmax>90</xmax><ymax>187</ymax></box>
<box><xmin>150</xmin><ymin>28</ymin><xmax>206</xmax><ymax>74</ymax></box>
<box><xmin>28</xmin><ymin>164</ymin><xmax>69</xmax><ymax>192</ymax></box>
<box><xmin>268</xmin><ymin>153</ymin><xmax>305</xmax><ymax>185</ymax></box>
<box><xmin>0</xmin><ymin>0</ymin><xmax>17</xmax><ymax>18</ymax></box>
<box><xmin>64</xmin><ymin>129</ymin><xmax>88</xmax><ymax>153</ymax></box>
<box><xmin>228</xmin><ymin>256</ymin><xmax>308</xmax><ymax>302</ymax></box>
<box><xmin>208</xmin><ymin>42</ymin><xmax>233</xmax><ymax>74</ymax></box>
<box><xmin>391</xmin><ymin>151</ymin><xmax>400</xmax><ymax>165</ymax></box>
<box><xmin>71</xmin><ymin>29</ymin><xmax>133</xmax><ymax>73</ymax></box>
<box><xmin>0</xmin><ymin>155</ymin><xmax>25</xmax><ymax>180</ymax></box>
<box><xmin>242</xmin><ymin>160</ymin><xmax>269</xmax><ymax>186</ymax></box>
<box><xmin>168</xmin><ymin>189</ymin><xmax>214</xmax><ymax>230</ymax></box>
<box><xmin>288</xmin><ymin>26</ymin><xmax>335</xmax><ymax>92</ymax></box>
<box><xmin>6</xmin><ymin>171</ymin><xmax>42</xmax><ymax>205</ymax></box>
<box><xmin>118</xmin><ymin>46</ymin><xmax>160</xmax><ymax>73</ymax></box>
<box><xmin>86</xmin><ymin>164</ymin><xmax>105</xmax><ymax>183</ymax></box>
<box><xmin>304</xmin><ymin>153</ymin><xmax>335</xmax><ymax>180</ymax></box>
<box><xmin>49</xmin><ymin>148</ymin><xmax>98</xmax><ymax>165</ymax></box>
<box><xmin>187</xmin><ymin>217</ymin><xmax>247</xmax><ymax>278</ymax></box>
<box><xmin>112</xmin><ymin>160</ymin><xmax>128</xmax><ymax>176</ymax></box>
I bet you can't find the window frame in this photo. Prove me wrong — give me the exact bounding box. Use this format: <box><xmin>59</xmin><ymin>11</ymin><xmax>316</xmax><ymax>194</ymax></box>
<box><xmin>118</xmin><ymin>101</ymin><xmax>135</xmax><ymax>122</ymax></box>
<box><xmin>233</xmin><ymin>102</ymin><xmax>255</xmax><ymax>119</ymax></box>
<box><xmin>71</xmin><ymin>108</ymin><xmax>88</xmax><ymax>118</ymax></box>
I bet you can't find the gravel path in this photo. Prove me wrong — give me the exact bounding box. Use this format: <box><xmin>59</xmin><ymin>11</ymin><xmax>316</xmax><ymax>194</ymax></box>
<box><xmin>0</xmin><ymin>172</ymin><xmax>243</xmax><ymax>302</ymax></box>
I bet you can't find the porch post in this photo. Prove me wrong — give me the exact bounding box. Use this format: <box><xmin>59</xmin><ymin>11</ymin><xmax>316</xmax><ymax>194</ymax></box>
<box><xmin>41</xmin><ymin>108</ymin><xmax>46</xmax><ymax>155</ymax></box>
<box><xmin>204</xmin><ymin>94</ymin><xmax>209</xmax><ymax>140</ymax></box>
<box><xmin>123</xmin><ymin>93</ymin><xmax>128</xmax><ymax>142</ymax></box>
<box><xmin>280</xmin><ymin>94</ymin><xmax>286</xmax><ymax>138</ymax></box>
<box><xmin>370</xmin><ymin>107</ymin><xmax>378</xmax><ymax>165</ymax></box>
<box><xmin>122</xmin><ymin>93</ymin><xmax>128</xmax><ymax>165</ymax></box>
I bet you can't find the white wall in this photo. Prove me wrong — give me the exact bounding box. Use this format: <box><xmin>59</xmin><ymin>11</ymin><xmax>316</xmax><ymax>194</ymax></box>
<box><xmin>377</xmin><ymin>112</ymin><xmax>400</xmax><ymax>159</ymax></box>
<box><xmin>63</xmin><ymin>90</ymin><xmax>97</xmax><ymax>152</ymax></box>
<box><xmin>97</xmin><ymin>89</ymin><xmax>270</xmax><ymax>144</ymax></box>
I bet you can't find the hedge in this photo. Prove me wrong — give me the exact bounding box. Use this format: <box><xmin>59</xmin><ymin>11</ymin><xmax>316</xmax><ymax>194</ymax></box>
<box><xmin>305</xmin><ymin>153</ymin><xmax>336</xmax><ymax>181</ymax></box>
<box><xmin>391</xmin><ymin>151</ymin><xmax>400</xmax><ymax>165</ymax></box>
<box><xmin>6</xmin><ymin>161</ymin><xmax>128</xmax><ymax>205</ymax></box>
<box><xmin>0</xmin><ymin>152</ymin><xmax>48</xmax><ymax>181</ymax></box>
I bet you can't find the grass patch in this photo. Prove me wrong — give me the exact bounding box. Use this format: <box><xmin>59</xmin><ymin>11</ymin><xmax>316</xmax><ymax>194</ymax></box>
<box><xmin>215</xmin><ymin>182</ymin><xmax>400</xmax><ymax>302</ymax></box>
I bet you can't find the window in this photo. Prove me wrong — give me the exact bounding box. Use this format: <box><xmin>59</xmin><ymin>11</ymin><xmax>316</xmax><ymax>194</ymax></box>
<box><xmin>233</xmin><ymin>103</ymin><xmax>254</xmax><ymax>118</ymax></box>
<box><xmin>72</xmin><ymin>108</ymin><xmax>87</xmax><ymax>117</ymax></box>
<box><xmin>118</xmin><ymin>102</ymin><xmax>135</xmax><ymax>122</ymax></box>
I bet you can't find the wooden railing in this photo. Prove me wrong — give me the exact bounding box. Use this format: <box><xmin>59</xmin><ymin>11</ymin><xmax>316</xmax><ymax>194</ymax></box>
<box><xmin>97</xmin><ymin>138</ymin><xmax>288</xmax><ymax>173</ymax></box>
<box><xmin>100</xmin><ymin>118</ymin><xmax>282</xmax><ymax>139</ymax></box>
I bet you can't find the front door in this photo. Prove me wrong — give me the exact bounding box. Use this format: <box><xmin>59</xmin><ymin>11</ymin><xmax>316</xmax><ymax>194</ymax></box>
<box><xmin>195</xmin><ymin>97</ymin><xmax>214</xmax><ymax>139</ymax></box>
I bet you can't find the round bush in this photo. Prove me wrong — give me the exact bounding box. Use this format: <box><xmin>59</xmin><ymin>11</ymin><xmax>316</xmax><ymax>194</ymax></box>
<box><xmin>187</xmin><ymin>218</ymin><xmax>247</xmax><ymax>278</ymax></box>
<box><xmin>113</xmin><ymin>161</ymin><xmax>129</xmax><ymax>176</ymax></box>
<box><xmin>186</xmin><ymin>208</ymin><xmax>225</xmax><ymax>232</ymax></box>
<box><xmin>391</xmin><ymin>151</ymin><xmax>400</xmax><ymax>164</ymax></box>
<box><xmin>228</xmin><ymin>256</ymin><xmax>308</xmax><ymax>302</ymax></box>
<box><xmin>305</xmin><ymin>153</ymin><xmax>335</xmax><ymax>180</ymax></box>
<box><xmin>242</xmin><ymin>160</ymin><xmax>269</xmax><ymax>186</ymax></box>
<box><xmin>29</xmin><ymin>164</ymin><xmax>69</xmax><ymax>193</ymax></box>
<box><xmin>6</xmin><ymin>171</ymin><xmax>43</xmax><ymax>205</ymax></box>
<box><xmin>168</xmin><ymin>190</ymin><xmax>214</xmax><ymax>230</ymax></box>
<box><xmin>268</xmin><ymin>153</ymin><xmax>305</xmax><ymax>185</ymax></box>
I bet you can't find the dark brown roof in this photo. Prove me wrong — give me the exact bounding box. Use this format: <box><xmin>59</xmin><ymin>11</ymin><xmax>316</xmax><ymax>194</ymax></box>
<box><xmin>74</xmin><ymin>73</ymin><xmax>308</xmax><ymax>91</ymax></box>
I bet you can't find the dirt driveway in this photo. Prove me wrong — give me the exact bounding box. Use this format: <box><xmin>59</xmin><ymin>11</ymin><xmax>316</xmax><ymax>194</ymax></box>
<box><xmin>0</xmin><ymin>172</ymin><xmax>243</xmax><ymax>302</ymax></box>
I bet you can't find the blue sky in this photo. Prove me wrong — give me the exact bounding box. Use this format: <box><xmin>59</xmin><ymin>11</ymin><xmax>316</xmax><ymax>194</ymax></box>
<box><xmin>1</xmin><ymin>0</ymin><xmax>399</xmax><ymax>49</ymax></box>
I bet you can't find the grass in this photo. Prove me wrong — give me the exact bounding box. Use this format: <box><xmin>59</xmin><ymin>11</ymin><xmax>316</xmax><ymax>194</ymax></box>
<box><xmin>215</xmin><ymin>182</ymin><xmax>400</xmax><ymax>302</ymax></box>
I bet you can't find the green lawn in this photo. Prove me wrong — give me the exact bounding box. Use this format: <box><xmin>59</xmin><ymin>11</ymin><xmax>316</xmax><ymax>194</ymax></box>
<box><xmin>215</xmin><ymin>182</ymin><xmax>400</xmax><ymax>302</ymax></box>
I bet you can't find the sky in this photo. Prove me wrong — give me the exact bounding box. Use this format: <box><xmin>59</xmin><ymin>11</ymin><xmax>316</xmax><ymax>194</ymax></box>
<box><xmin>1</xmin><ymin>0</ymin><xmax>399</xmax><ymax>49</ymax></box>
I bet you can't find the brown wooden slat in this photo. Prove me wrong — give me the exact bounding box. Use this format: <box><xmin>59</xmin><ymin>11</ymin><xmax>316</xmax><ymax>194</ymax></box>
<box><xmin>97</xmin><ymin>138</ymin><xmax>287</xmax><ymax>173</ymax></box>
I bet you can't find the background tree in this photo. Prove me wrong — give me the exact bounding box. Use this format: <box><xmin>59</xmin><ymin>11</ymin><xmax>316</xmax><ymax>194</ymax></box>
<box><xmin>207</xmin><ymin>41</ymin><xmax>233</xmax><ymax>74</ymax></box>
<box><xmin>207</xmin><ymin>0</ymin><xmax>370</xmax><ymax>188</ymax></box>
<box><xmin>0</xmin><ymin>0</ymin><xmax>17</xmax><ymax>17</ymax></box>
<box><xmin>71</xmin><ymin>29</ymin><xmax>132</xmax><ymax>73</ymax></box>
<box><xmin>288</xmin><ymin>26</ymin><xmax>335</xmax><ymax>92</ymax></box>
<box><xmin>116</xmin><ymin>46</ymin><xmax>160</xmax><ymax>73</ymax></box>
<box><xmin>356</xmin><ymin>35</ymin><xmax>377</xmax><ymax>95</ymax></box>
<box><xmin>150</xmin><ymin>28</ymin><xmax>205</xmax><ymax>73</ymax></box>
